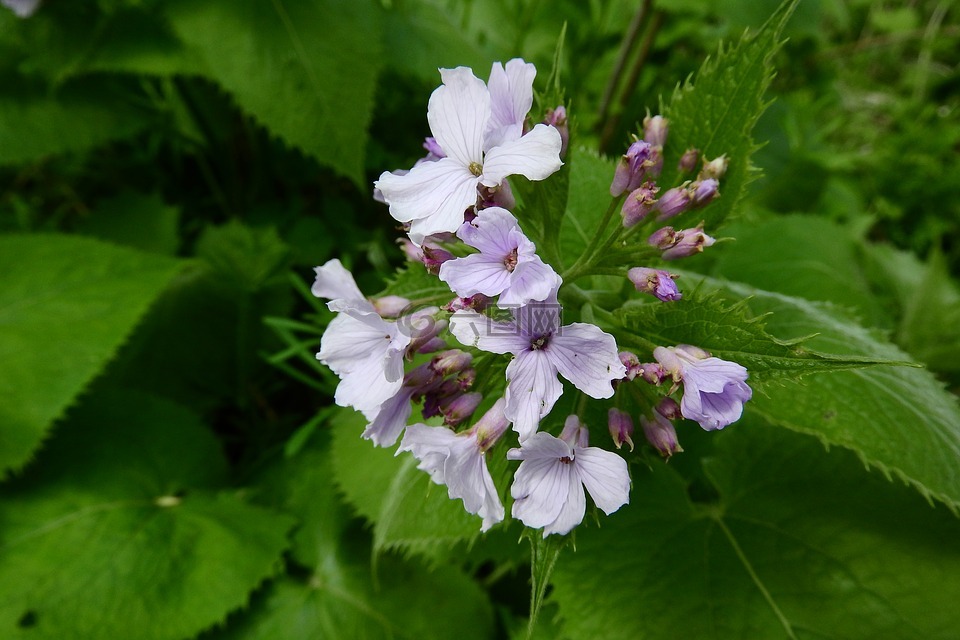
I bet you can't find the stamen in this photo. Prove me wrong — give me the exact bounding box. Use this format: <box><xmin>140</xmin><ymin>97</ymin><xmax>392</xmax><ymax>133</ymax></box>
<box><xmin>468</xmin><ymin>162</ymin><xmax>483</xmax><ymax>176</ymax></box>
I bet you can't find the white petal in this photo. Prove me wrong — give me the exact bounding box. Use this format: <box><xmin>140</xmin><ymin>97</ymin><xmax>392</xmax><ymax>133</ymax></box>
<box><xmin>548</xmin><ymin>323</ymin><xmax>626</xmax><ymax>399</ymax></box>
<box><xmin>485</xmin><ymin>58</ymin><xmax>536</xmax><ymax>150</ymax></box>
<box><xmin>480</xmin><ymin>124</ymin><xmax>562</xmax><ymax>187</ymax></box>
<box><xmin>458</xmin><ymin>207</ymin><xmax>520</xmax><ymax>255</ymax></box>
<box><xmin>505</xmin><ymin>350</ymin><xmax>563</xmax><ymax>441</ymax></box>
<box><xmin>438</xmin><ymin>252</ymin><xmax>512</xmax><ymax>298</ymax></box>
<box><xmin>506</xmin><ymin>431</ymin><xmax>573</xmax><ymax>461</ymax></box>
<box><xmin>498</xmin><ymin>257</ymin><xmax>562</xmax><ymax>307</ymax></box>
<box><xmin>319</xmin><ymin>314</ymin><xmax>392</xmax><ymax>375</ymax></box>
<box><xmin>511</xmin><ymin>454</ymin><xmax>570</xmax><ymax>529</ymax></box>
<box><xmin>449</xmin><ymin>310</ymin><xmax>530</xmax><ymax>354</ymax></box>
<box><xmin>542</xmin><ymin>470</ymin><xmax>586</xmax><ymax>536</ymax></box>
<box><xmin>311</xmin><ymin>259</ymin><xmax>364</xmax><ymax>301</ymax></box>
<box><xmin>430</xmin><ymin>67</ymin><xmax>490</xmax><ymax>167</ymax></box>
<box><xmin>574</xmin><ymin>447</ymin><xmax>630</xmax><ymax>515</ymax></box>
<box><xmin>334</xmin><ymin>355</ymin><xmax>403</xmax><ymax>413</ymax></box>
<box><xmin>362</xmin><ymin>389</ymin><xmax>413</xmax><ymax>447</ymax></box>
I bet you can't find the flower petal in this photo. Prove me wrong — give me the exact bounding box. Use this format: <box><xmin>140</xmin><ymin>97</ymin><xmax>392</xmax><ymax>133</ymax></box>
<box><xmin>457</xmin><ymin>206</ymin><xmax>519</xmax><ymax>255</ymax></box>
<box><xmin>429</xmin><ymin>67</ymin><xmax>490</xmax><ymax>167</ymax></box>
<box><xmin>574</xmin><ymin>447</ymin><xmax>630</xmax><ymax>515</ymax></box>
<box><xmin>362</xmin><ymin>389</ymin><xmax>414</xmax><ymax>447</ymax></box>
<box><xmin>485</xmin><ymin>58</ymin><xmax>536</xmax><ymax>150</ymax></box>
<box><xmin>543</xmin><ymin>470</ymin><xmax>586</xmax><ymax>537</ymax></box>
<box><xmin>548</xmin><ymin>323</ymin><xmax>626</xmax><ymax>399</ymax></box>
<box><xmin>505</xmin><ymin>349</ymin><xmax>563</xmax><ymax>441</ymax></box>
<box><xmin>438</xmin><ymin>252</ymin><xmax>512</xmax><ymax>298</ymax></box>
<box><xmin>480</xmin><ymin>123</ymin><xmax>562</xmax><ymax>187</ymax></box>
<box><xmin>511</xmin><ymin>454</ymin><xmax>570</xmax><ymax>529</ymax></box>
<box><xmin>311</xmin><ymin>259</ymin><xmax>365</xmax><ymax>302</ymax></box>
<box><xmin>498</xmin><ymin>257</ymin><xmax>562</xmax><ymax>307</ymax></box>
<box><xmin>448</xmin><ymin>310</ymin><xmax>530</xmax><ymax>354</ymax></box>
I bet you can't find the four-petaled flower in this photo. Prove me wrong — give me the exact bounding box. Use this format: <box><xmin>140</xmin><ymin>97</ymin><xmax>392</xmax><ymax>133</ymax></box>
<box><xmin>654</xmin><ymin>344</ymin><xmax>752</xmax><ymax>430</ymax></box>
<box><xmin>374</xmin><ymin>65</ymin><xmax>562</xmax><ymax>245</ymax></box>
<box><xmin>508</xmin><ymin>416</ymin><xmax>630</xmax><ymax>537</ymax></box>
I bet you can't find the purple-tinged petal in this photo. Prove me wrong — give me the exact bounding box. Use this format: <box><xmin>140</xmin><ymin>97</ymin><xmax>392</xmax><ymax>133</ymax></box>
<box><xmin>485</xmin><ymin>58</ymin><xmax>536</xmax><ymax>150</ymax></box>
<box><xmin>449</xmin><ymin>310</ymin><xmax>530</xmax><ymax>354</ymax></box>
<box><xmin>363</xmin><ymin>389</ymin><xmax>414</xmax><ymax>447</ymax></box>
<box><xmin>430</xmin><ymin>67</ymin><xmax>490</xmax><ymax>167</ymax></box>
<box><xmin>496</xmin><ymin>258</ymin><xmax>562</xmax><ymax>307</ymax></box>
<box><xmin>438</xmin><ymin>252</ymin><xmax>513</xmax><ymax>298</ymax></box>
<box><xmin>509</xmin><ymin>446</ymin><xmax>571</xmax><ymax>528</ymax></box>
<box><xmin>680</xmin><ymin>357</ymin><xmax>748</xmax><ymax>393</ymax></box>
<box><xmin>547</xmin><ymin>323</ymin><xmax>626</xmax><ymax>399</ymax></box>
<box><xmin>457</xmin><ymin>207</ymin><xmax>519</xmax><ymax>255</ymax></box>
<box><xmin>573</xmin><ymin>447</ymin><xmax>630</xmax><ymax>515</ymax></box>
<box><xmin>542</xmin><ymin>471</ymin><xmax>586</xmax><ymax>536</ymax></box>
<box><xmin>481</xmin><ymin>124</ymin><xmax>562</xmax><ymax>187</ymax></box>
<box><xmin>505</xmin><ymin>350</ymin><xmax>564</xmax><ymax>441</ymax></box>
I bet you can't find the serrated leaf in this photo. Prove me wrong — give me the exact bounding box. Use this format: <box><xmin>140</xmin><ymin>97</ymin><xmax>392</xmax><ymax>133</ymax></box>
<box><xmin>551</xmin><ymin>419</ymin><xmax>960</xmax><ymax>640</ymax></box>
<box><xmin>330</xmin><ymin>410</ymin><xmax>484</xmax><ymax>557</ymax></box>
<box><xmin>687</xmin><ymin>274</ymin><xmax>960</xmax><ymax>511</ymax></box>
<box><xmin>0</xmin><ymin>234</ymin><xmax>182</xmax><ymax>473</ymax></box>
<box><xmin>163</xmin><ymin>0</ymin><xmax>383</xmax><ymax>187</ymax></box>
<box><xmin>658</xmin><ymin>0</ymin><xmax>799</xmax><ymax>231</ymax></box>
<box><xmin>0</xmin><ymin>390</ymin><xmax>293</xmax><ymax>640</ymax></box>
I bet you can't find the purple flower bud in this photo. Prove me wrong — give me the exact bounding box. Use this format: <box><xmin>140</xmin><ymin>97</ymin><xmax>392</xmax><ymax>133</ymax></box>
<box><xmin>628</xmin><ymin>267</ymin><xmax>682</xmax><ymax>302</ymax></box>
<box><xmin>398</xmin><ymin>238</ymin><xmax>423</xmax><ymax>263</ymax></box>
<box><xmin>404</xmin><ymin>313</ymin><xmax>447</xmax><ymax>357</ymax></box>
<box><xmin>372</xmin><ymin>295</ymin><xmax>411</xmax><ymax>318</ymax></box>
<box><xmin>474</xmin><ymin>398</ymin><xmax>510</xmax><ymax>451</ymax></box>
<box><xmin>621</xmin><ymin>182</ymin><xmax>659</xmax><ymax>227</ymax></box>
<box><xmin>655</xmin><ymin>397</ymin><xmax>682</xmax><ymax>420</ymax></box>
<box><xmin>699</xmin><ymin>154</ymin><xmax>728</xmax><ymax>180</ymax></box>
<box><xmin>560</xmin><ymin>415</ymin><xmax>590</xmax><ymax>449</ymax></box>
<box><xmin>655</xmin><ymin>185</ymin><xmax>693</xmax><ymax>220</ymax></box>
<box><xmin>457</xmin><ymin>367</ymin><xmax>477</xmax><ymax>390</ymax></box>
<box><xmin>404</xmin><ymin>362</ymin><xmax>439</xmax><ymax>392</ymax></box>
<box><xmin>640</xmin><ymin>412</ymin><xmax>683</xmax><ymax>458</ymax></box>
<box><xmin>431</xmin><ymin>349</ymin><xmax>473</xmax><ymax>376</ymax></box>
<box><xmin>422</xmin><ymin>136</ymin><xmax>446</xmax><ymax>160</ymax></box>
<box><xmin>422</xmin><ymin>245</ymin><xmax>455</xmax><ymax>274</ymax></box>
<box><xmin>638</xmin><ymin>362</ymin><xmax>668</xmax><ymax>385</ymax></box>
<box><xmin>678</xmin><ymin>148</ymin><xmax>700</xmax><ymax>174</ymax></box>
<box><xmin>441</xmin><ymin>391</ymin><xmax>483</xmax><ymax>427</ymax></box>
<box><xmin>689</xmin><ymin>178</ymin><xmax>719</xmax><ymax>208</ymax></box>
<box><xmin>661</xmin><ymin>225</ymin><xmax>716</xmax><ymax>261</ymax></box>
<box><xmin>544</xmin><ymin>106</ymin><xmax>569</xmax><ymax>158</ymax></box>
<box><xmin>608</xmin><ymin>408</ymin><xmax>635</xmax><ymax>451</ymax></box>
<box><xmin>478</xmin><ymin>179</ymin><xmax>516</xmax><ymax>210</ymax></box>
<box><xmin>619</xmin><ymin>351</ymin><xmax>643</xmax><ymax>381</ymax></box>
<box><xmin>642</xmin><ymin>114</ymin><xmax>669</xmax><ymax>148</ymax></box>
<box><xmin>647</xmin><ymin>226</ymin><xmax>679</xmax><ymax>250</ymax></box>
<box><xmin>422</xmin><ymin>379</ymin><xmax>460</xmax><ymax>418</ymax></box>
<box><xmin>444</xmin><ymin>293</ymin><xmax>492</xmax><ymax>313</ymax></box>
<box><xmin>416</xmin><ymin>337</ymin><xmax>448</xmax><ymax>354</ymax></box>
<box><xmin>610</xmin><ymin>140</ymin><xmax>654</xmax><ymax>196</ymax></box>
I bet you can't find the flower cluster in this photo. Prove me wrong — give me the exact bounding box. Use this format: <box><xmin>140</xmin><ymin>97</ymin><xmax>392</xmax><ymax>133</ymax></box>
<box><xmin>314</xmin><ymin>60</ymin><xmax>753</xmax><ymax>537</ymax></box>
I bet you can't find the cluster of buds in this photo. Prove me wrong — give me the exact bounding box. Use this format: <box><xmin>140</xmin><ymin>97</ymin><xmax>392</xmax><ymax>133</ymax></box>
<box><xmin>606</xmin><ymin>398</ymin><xmax>683</xmax><ymax>458</ymax></box>
<box><xmin>648</xmin><ymin>223</ymin><xmax>716</xmax><ymax>261</ymax></box>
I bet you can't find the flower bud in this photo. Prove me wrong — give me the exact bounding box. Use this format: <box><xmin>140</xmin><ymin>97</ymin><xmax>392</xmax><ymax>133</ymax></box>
<box><xmin>655</xmin><ymin>397</ymin><xmax>682</xmax><ymax>420</ymax></box>
<box><xmin>422</xmin><ymin>379</ymin><xmax>459</xmax><ymax>418</ymax></box>
<box><xmin>430</xmin><ymin>349</ymin><xmax>473</xmax><ymax>376</ymax></box>
<box><xmin>640</xmin><ymin>412</ymin><xmax>683</xmax><ymax>458</ymax></box>
<box><xmin>398</xmin><ymin>238</ymin><xmax>423</xmax><ymax>263</ymax></box>
<box><xmin>478</xmin><ymin>179</ymin><xmax>516</xmax><ymax>210</ymax></box>
<box><xmin>619</xmin><ymin>351</ymin><xmax>643</xmax><ymax>381</ymax></box>
<box><xmin>689</xmin><ymin>178</ymin><xmax>719</xmax><ymax>208</ymax></box>
<box><xmin>661</xmin><ymin>224</ymin><xmax>716</xmax><ymax>260</ymax></box>
<box><xmin>403</xmin><ymin>362</ymin><xmax>439</xmax><ymax>391</ymax></box>
<box><xmin>441</xmin><ymin>391</ymin><xmax>483</xmax><ymax>427</ymax></box>
<box><xmin>610</xmin><ymin>140</ymin><xmax>654</xmax><ymax>196</ymax></box>
<box><xmin>642</xmin><ymin>114</ymin><xmax>669</xmax><ymax>148</ymax></box>
<box><xmin>699</xmin><ymin>154</ymin><xmax>728</xmax><ymax>180</ymax></box>
<box><xmin>544</xmin><ymin>106</ymin><xmax>569</xmax><ymax>158</ymax></box>
<box><xmin>608</xmin><ymin>408</ymin><xmax>635</xmax><ymax>451</ymax></box>
<box><xmin>403</xmin><ymin>313</ymin><xmax>447</xmax><ymax>357</ymax></box>
<box><xmin>647</xmin><ymin>226</ymin><xmax>679</xmax><ymax>250</ymax></box>
<box><xmin>628</xmin><ymin>267</ymin><xmax>682</xmax><ymax>302</ymax></box>
<box><xmin>415</xmin><ymin>336</ymin><xmax>447</xmax><ymax>354</ymax></box>
<box><xmin>655</xmin><ymin>185</ymin><xmax>692</xmax><ymax>220</ymax></box>
<box><xmin>621</xmin><ymin>182</ymin><xmax>659</xmax><ymax>227</ymax></box>
<box><xmin>678</xmin><ymin>148</ymin><xmax>700</xmax><ymax>174</ymax></box>
<box><xmin>457</xmin><ymin>367</ymin><xmax>477</xmax><ymax>390</ymax></box>
<box><xmin>560</xmin><ymin>415</ymin><xmax>590</xmax><ymax>448</ymax></box>
<box><xmin>444</xmin><ymin>293</ymin><xmax>491</xmax><ymax>313</ymax></box>
<box><xmin>372</xmin><ymin>295</ymin><xmax>411</xmax><ymax>318</ymax></box>
<box><xmin>638</xmin><ymin>362</ymin><xmax>668</xmax><ymax>385</ymax></box>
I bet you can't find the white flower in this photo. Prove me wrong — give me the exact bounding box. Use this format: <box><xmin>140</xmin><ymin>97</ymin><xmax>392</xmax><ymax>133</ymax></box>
<box><xmin>375</xmin><ymin>64</ymin><xmax>562</xmax><ymax>245</ymax></box>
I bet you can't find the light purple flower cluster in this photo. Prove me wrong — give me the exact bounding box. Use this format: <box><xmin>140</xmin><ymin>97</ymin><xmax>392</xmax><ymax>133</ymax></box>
<box><xmin>314</xmin><ymin>60</ymin><xmax>753</xmax><ymax>538</ymax></box>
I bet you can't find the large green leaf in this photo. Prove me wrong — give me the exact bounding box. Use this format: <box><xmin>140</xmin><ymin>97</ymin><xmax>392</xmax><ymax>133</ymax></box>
<box><xmin>551</xmin><ymin>419</ymin><xmax>960</xmax><ymax>639</ymax></box>
<box><xmin>0</xmin><ymin>234</ymin><xmax>181</xmax><ymax>473</ymax></box>
<box><xmin>0</xmin><ymin>390</ymin><xmax>293</xmax><ymax>640</ymax></box>
<box><xmin>659</xmin><ymin>0</ymin><xmax>799</xmax><ymax>232</ymax></box>
<box><xmin>163</xmin><ymin>0</ymin><xmax>383</xmax><ymax>187</ymax></box>
<box><xmin>680</xmin><ymin>275</ymin><xmax>960</xmax><ymax>511</ymax></box>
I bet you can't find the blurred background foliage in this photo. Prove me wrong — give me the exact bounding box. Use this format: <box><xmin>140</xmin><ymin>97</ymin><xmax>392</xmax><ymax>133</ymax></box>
<box><xmin>1</xmin><ymin>0</ymin><xmax>958</xmax><ymax>638</ymax></box>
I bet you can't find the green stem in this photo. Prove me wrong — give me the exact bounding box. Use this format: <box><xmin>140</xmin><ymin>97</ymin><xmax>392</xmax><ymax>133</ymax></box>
<box><xmin>561</xmin><ymin>196</ymin><xmax>624</xmax><ymax>282</ymax></box>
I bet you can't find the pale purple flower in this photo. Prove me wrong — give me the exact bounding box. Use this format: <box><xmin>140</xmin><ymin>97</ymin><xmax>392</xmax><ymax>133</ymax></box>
<box><xmin>627</xmin><ymin>267</ymin><xmax>681</xmax><ymax>302</ymax></box>
<box><xmin>375</xmin><ymin>65</ymin><xmax>563</xmax><ymax>245</ymax></box>
<box><xmin>507</xmin><ymin>415</ymin><xmax>630</xmax><ymax>537</ymax></box>
<box><xmin>438</xmin><ymin>207</ymin><xmax>561</xmax><ymax>307</ymax></box>
<box><xmin>654</xmin><ymin>344</ymin><xmax>752</xmax><ymax>430</ymax></box>
<box><xmin>314</xmin><ymin>260</ymin><xmax>412</xmax><ymax>413</ymax></box>
<box><xmin>398</xmin><ymin>398</ymin><xmax>510</xmax><ymax>531</ymax></box>
<box><xmin>449</xmin><ymin>294</ymin><xmax>626</xmax><ymax>441</ymax></box>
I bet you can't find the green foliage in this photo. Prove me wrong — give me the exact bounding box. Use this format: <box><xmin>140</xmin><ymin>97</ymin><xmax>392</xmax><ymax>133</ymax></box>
<box><xmin>0</xmin><ymin>390</ymin><xmax>293</xmax><ymax>640</ymax></box>
<box><xmin>557</xmin><ymin>149</ymin><xmax>616</xmax><ymax>270</ymax></box>
<box><xmin>551</xmin><ymin>418</ymin><xmax>960</xmax><ymax>639</ymax></box>
<box><xmin>77</xmin><ymin>191</ymin><xmax>181</xmax><ymax>255</ymax></box>
<box><xmin>163</xmin><ymin>0</ymin><xmax>383</xmax><ymax>187</ymax></box>
<box><xmin>0</xmin><ymin>234</ymin><xmax>181</xmax><ymax>473</ymax></box>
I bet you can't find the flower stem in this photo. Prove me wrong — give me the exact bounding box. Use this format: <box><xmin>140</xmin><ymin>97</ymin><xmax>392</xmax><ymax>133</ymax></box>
<box><xmin>561</xmin><ymin>196</ymin><xmax>624</xmax><ymax>282</ymax></box>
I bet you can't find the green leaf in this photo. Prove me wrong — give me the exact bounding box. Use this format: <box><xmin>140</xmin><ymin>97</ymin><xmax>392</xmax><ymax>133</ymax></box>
<box><xmin>686</xmin><ymin>275</ymin><xmax>960</xmax><ymax>511</ymax></box>
<box><xmin>330</xmin><ymin>409</ymin><xmax>485</xmax><ymax>558</ymax></box>
<box><xmin>557</xmin><ymin>149</ymin><xmax>617</xmax><ymax>270</ymax></box>
<box><xmin>378</xmin><ymin>263</ymin><xmax>455</xmax><ymax>304</ymax></box>
<box><xmin>163</xmin><ymin>0</ymin><xmax>383</xmax><ymax>186</ymax></box>
<box><xmin>0</xmin><ymin>390</ymin><xmax>293</xmax><ymax>640</ymax></box>
<box><xmin>551</xmin><ymin>419</ymin><xmax>960</xmax><ymax>639</ymax></box>
<box><xmin>0</xmin><ymin>76</ymin><xmax>150</xmax><ymax>165</ymax></box>
<box><xmin>0</xmin><ymin>234</ymin><xmax>181</xmax><ymax>473</ymax></box>
<box><xmin>659</xmin><ymin>0</ymin><xmax>799</xmax><ymax>231</ymax></box>
<box><xmin>77</xmin><ymin>191</ymin><xmax>181</xmax><ymax>255</ymax></box>
<box><xmin>613</xmin><ymin>295</ymin><xmax>900</xmax><ymax>385</ymax></box>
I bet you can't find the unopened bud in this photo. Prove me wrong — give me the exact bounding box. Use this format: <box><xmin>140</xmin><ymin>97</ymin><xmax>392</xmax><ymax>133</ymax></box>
<box><xmin>422</xmin><ymin>245</ymin><xmax>454</xmax><ymax>275</ymax></box>
<box><xmin>372</xmin><ymin>295</ymin><xmax>410</xmax><ymax>318</ymax></box>
<box><xmin>699</xmin><ymin>154</ymin><xmax>728</xmax><ymax>180</ymax></box>
<box><xmin>642</xmin><ymin>114</ymin><xmax>669</xmax><ymax>148</ymax></box>
<box><xmin>444</xmin><ymin>293</ymin><xmax>491</xmax><ymax>313</ymax></box>
<box><xmin>422</xmin><ymin>136</ymin><xmax>446</xmax><ymax>160</ymax></box>
<box><xmin>627</xmin><ymin>267</ymin><xmax>681</xmax><ymax>302</ymax></box>
<box><xmin>608</xmin><ymin>408</ymin><xmax>635</xmax><ymax>451</ymax></box>
<box><xmin>655</xmin><ymin>185</ymin><xmax>692</xmax><ymax>220</ymax></box>
<box><xmin>655</xmin><ymin>397</ymin><xmax>682</xmax><ymax>420</ymax></box>
<box><xmin>478</xmin><ymin>179</ymin><xmax>516</xmax><ymax>210</ymax></box>
<box><xmin>441</xmin><ymin>391</ymin><xmax>483</xmax><ymax>427</ymax></box>
<box><xmin>678</xmin><ymin>148</ymin><xmax>700</xmax><ymax>174</ymax></box>
<box><xmin>638</xmin><ymin>362</ymin><xmax>668</xmax><ymax>385</ymax></box>
<box><xmin>545</xmin><ymin>106</ymin><xmax>569</xmax><ymax>158</ymax></box>
<box><xmin>689</xmin><ymin>178</ymin><xmax>719</xmax><ymax>208</ymax></box>
<box><xmin>430</xmin><ymin>349</ymin><xmax>472</xmax><ymax>376</ymax></box>
<box><xmin>457</xmin><ymin>367</ymin><xmax>477</xmax><ymax>390</ymax></box>
<box><xmin>416</xmin><ymin>336</ymin><xmax>448</xmax><ymax>354</ymax></box>
<box><xmin>640</xmin><ymin>412</ymin><xmax>683</xmax><ymax>458</ymax></box>
<box><xmin>661</xmin><ymin>224</ymin><xmax>715</xmax><ymax>260</ymax></box>
<box><xmin>619</xmin><ymin>351</ymin><xmax>643</xmax><ymax>381</ymax></box>
<box><xmin>398</xmin><ymin>238</ymin><xmax>423</xmax><ymax>263</ymax></box>
<box><xmin>647</xmin><ymin>226</ymin><xmax>678</xmax><ymax>250</ymax></box>
<box><xmin>610</xmin><ymin>140</ymin><xmax>654</xmax><ymax>196</ymax></box>
<box><xmin>621</xmin><ymin>182</ymin><xmax>659</xmax><ymax>227</ymax></box>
